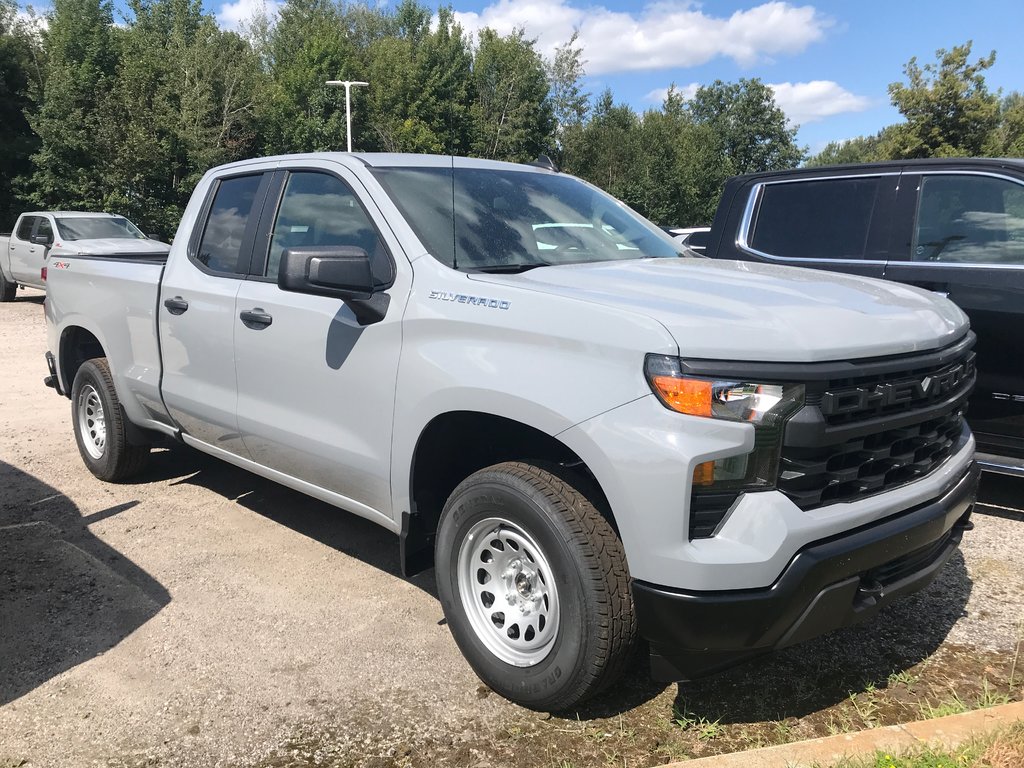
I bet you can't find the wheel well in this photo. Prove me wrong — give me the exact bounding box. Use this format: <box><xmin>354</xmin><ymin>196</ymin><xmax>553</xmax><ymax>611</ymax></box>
<box><xmin>60</xmin><ymin>327</ymin><xmax>104</xmax><ymax>395</ymax></box>
<box><xmin>403</xmin><ymin>411</ymin><xmax>614</xmax><ymax>576</ymax></box>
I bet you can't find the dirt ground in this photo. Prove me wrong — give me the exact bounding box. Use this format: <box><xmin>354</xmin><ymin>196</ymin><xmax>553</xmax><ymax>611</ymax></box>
<box><xmin>1</xmin><ymin>288</ymin><xmax>1022</xmax><ymax>768</ymax></box>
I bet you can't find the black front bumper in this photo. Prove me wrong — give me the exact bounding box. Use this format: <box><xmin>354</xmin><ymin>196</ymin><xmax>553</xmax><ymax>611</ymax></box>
<box><xmin>635</xmin><ymin>460</ymin><xmax>979</xmax><ymax>682</ymax></box>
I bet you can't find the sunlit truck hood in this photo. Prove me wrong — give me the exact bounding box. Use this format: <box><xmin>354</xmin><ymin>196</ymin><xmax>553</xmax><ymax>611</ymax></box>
<box><xmin>471</xmin><ymin>258</ymin><xmax>968</xmax><ymax>363</ymax></box>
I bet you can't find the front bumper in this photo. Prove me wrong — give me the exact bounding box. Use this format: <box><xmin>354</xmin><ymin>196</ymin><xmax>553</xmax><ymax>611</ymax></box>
<box><xmin>635</xmin><ymin>460</ymin><xmax>979</xmax><ymax>682</ymax></box>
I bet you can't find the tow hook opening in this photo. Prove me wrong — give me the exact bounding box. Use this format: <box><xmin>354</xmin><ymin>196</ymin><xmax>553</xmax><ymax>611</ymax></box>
<box><xmin>854</xmin><ymin>578</ymin><xmax>884</xmax><ymax>610</ymax></box>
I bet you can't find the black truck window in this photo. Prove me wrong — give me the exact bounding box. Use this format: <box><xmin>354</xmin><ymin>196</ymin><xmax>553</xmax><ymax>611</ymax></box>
<box><xmin>194</xmin><ymin>175</ymin><xmax>264</xmax><ymax>275</ymax></box>
<box><xmin>913</xmin><ymin>175</ymin><xmax>1024</xmax><ymax>264</ymax></box>
<box><xmin>749</xmin><ymin>177</ymin><xmax>880</xmax><ymax>260</ymax></box>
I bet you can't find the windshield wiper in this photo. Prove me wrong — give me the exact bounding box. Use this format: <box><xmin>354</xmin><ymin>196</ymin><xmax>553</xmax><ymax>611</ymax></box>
<box><xmin>470</xmin><ymin>262</ymin><xmax>552</xmax><ymax>274</ymax></box>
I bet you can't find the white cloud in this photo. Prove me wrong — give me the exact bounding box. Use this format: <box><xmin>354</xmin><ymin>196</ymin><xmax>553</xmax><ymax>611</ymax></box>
<box><xmin>216</xmin><ymin>0</ymin><xmax>280</xmax><ymax>32</ymax></box>
<box><xmin>645</xmin><ymin>83</ymin><xmax>700</xmax><ymax>103</ymax></box>
<box><xmin>768</xmin><ymin>80</ymin><xmax>871</xmax><ymax>125</ymax></box>
<box><xmin>453</xmin><ymin>1</ymin><xmax>830</xmax><ymax>75</ymax></box>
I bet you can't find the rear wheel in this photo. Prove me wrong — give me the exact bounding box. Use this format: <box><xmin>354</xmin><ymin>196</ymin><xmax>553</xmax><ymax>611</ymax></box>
<box><xmin>71</xmin><ymin>358</ymin><xmax>150</xmax><ymax>481</ymax></box>
<box><xmin>436</xmin><ymin>461</ymin><xmax>636</xmax><ymax>711</ymax></box>
<box><xmin>0</xmin><ymin>270</ymin><xmax>16</xmax><ymax>301</ymax></box>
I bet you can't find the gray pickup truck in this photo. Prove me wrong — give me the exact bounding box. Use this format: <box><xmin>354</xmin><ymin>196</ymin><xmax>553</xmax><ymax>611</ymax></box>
<box><xmin>1</xmin><ymin>211</ymin><xmax>168</xmax><ymax>300</ymax></box>
<box><xmin>44</xmin><ymin>153</ymin><xmax>979</xmax><ymax>710</ymax></box>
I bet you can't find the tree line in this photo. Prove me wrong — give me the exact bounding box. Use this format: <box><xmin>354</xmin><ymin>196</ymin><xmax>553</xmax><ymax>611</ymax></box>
<box><xmin>1</xmin><ymin>0</ymin><xmax>1021</xmax><ymax>237</ymax></box>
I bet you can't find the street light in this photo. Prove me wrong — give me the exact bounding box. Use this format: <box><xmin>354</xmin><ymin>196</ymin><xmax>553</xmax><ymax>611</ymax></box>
<box><xmin>325</xmin><ymin>80</ymin><xmax>369</xmax><ymax>153</ymax></box>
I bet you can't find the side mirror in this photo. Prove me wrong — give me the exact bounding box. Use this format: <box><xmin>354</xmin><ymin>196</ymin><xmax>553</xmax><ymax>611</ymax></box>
<box><xmin>32</xmin><ymin>234</ymin><xmax>52</xmax><ymax>247</ymax></box>
<box><xmin>278</xmin><ymin>246</ymin><xmax>389</xmax><ymax>326</ymax></box>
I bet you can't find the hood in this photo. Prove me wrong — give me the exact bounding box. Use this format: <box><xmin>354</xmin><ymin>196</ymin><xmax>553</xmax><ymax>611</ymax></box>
<box><xmin>470</xmin><ymin>258</ymin><xmax>968</xmax><ymax>363</ymax></box>
<box><xmin>51</xmin><ymin>238</ymin><xmax>169</xmax><ymax>255</ymax></box>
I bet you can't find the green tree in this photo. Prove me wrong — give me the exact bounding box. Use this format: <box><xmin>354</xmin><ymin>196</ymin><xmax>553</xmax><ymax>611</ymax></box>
<box><xmin>991</xmin><ymin>92</ymin><xmax>1024</xmax><ymax>157</ymax></box>
<box><xmin>26</xmin><ymin>0</ymin><xmax>118</xmax><ymax>210</ymax></box>
<box><xmin>687</xmin><ymin>78</ymin><xmax>805</xmax><ymax>174</ymax></box>
<box><xmin>546</xmin><ymin>31</ymin><xmax>588</xmax><ymax>167</ymax></box>
<box><xmin>805</xmin><ymin>132</ymin><xmax>890</xmax><ymax>167</ymax></box>
<box><xmin>884</xmin><ymin>41</ymin><xmax>999</xmax><ymax>158</ymax></box>
<box><xmin>0</xmin><ymin>0</ymin><xmax>42</xmax><ymax>228</ymax></box>
<box><xmin>469</xmin><ymin>27</ymin><xmax>553</xmax><ymax>162</ymax></box>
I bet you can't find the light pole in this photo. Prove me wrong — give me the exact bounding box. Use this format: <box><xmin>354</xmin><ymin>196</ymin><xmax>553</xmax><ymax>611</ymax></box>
<box><xmin>325</xmin><ymin>80</ymin><xmax>369</xmax><ymax>152</ymax></box>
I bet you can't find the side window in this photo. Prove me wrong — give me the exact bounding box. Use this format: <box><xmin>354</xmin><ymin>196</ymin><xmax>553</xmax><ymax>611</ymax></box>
<box><xmin>194</xmin><ymin>174</ymin><xmax>264</xmax><ymax>274</ymax></box>
<box><xmin>16</xmin><ymin>217</ymin><xmax>35</xmax><ymax>241</ymax></box>
<box><xmin>913</xmin><ymin>175</ymin><xmax>1024</xmax><ymax>264</ymax></box>
<box><xmin>748</xmin><ymin>177</ymin><xmax>881</xmax><ymax>260</ymax></box>
<box><xmin>35</xmin><ymin>217</ymin><xmax>53</xmax><ymax>244</ymax></box>
<box><xmin>265</xmin><ymin>172</ymin><xmax>392</xmax><ymax>285</ymax></box>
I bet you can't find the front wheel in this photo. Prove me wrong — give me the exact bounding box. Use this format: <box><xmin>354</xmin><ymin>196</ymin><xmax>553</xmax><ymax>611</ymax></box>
<box><xmin>436</xmin><ymin>462</ymin><xmax>636</xmax><ymax>711</ymax></box>
<box><xmin>71</xmin><ymin>358</ymin><xmax>150</xmax><ymax>481</ymax></box>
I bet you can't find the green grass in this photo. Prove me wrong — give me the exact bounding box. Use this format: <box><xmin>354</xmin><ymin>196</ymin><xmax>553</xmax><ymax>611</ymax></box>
<box><xmin>813</xmin><ymin>721</ymin><xmax>1024</xmax><ymax>768</ymax></box>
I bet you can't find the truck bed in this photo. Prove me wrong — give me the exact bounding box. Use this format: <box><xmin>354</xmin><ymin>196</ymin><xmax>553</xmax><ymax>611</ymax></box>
<box><xmin>45</xmin><ymin>254</ymin><xmax>174</xmax><ymax>433</ymax></box>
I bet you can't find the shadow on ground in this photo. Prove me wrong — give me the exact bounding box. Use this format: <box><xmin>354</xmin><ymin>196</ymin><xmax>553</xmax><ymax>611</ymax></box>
<box><xmin>0</xmin><ymin>460</ymin><xmax>170</xmax><ymax>706</ymax></box>
<box><xmin>127</xmin><ymin>445</ymin><xmax>438</xmax><ymax>598</ymax></box>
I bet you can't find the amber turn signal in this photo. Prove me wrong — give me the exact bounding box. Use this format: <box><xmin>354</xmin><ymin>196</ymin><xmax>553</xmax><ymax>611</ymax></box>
<box><xmin>649</xmin><ymin>375</ymin><xmax>712</xmax><ymax>417</ymax></box>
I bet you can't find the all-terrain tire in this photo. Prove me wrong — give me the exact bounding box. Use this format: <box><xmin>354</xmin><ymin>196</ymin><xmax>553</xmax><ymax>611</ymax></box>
<box><xmin>435</xmin><ymin>461</ymin><xmax>636</xmax><ymax>711</ymax></box>
<box><xmin>71</xmin><ymin>357</ymin><xmax>150</xmax><ymax>481</ymax></box>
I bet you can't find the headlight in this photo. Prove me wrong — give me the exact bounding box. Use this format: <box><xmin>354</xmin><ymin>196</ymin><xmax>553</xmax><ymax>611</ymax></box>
<box><xmin>644</xmin><ymin>354</ymin><xmax>806</xmax><ymax>537</ymax></box>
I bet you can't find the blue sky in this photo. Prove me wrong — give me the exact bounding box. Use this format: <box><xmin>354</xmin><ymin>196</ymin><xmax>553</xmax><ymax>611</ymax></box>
<box><xmin>20</xmin><ymin>0</ymin><xmax>1024</xmax><ymax>153</ymax></box>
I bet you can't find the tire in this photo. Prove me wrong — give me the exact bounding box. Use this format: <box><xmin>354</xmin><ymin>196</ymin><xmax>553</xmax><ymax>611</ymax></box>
<box><xmin>436</xmin><ymin>461</ymin><xmax>636</xmax><ymax>711</ymax></box>
<box><xmin>71</xmin><ymin>358</ymin><xmax>150</xmax><ymax>481</ymax></box>
<box><xmin>0</xmin><ymin>269</ymin><xmax>15</xmax><ymax>302</ymax></box>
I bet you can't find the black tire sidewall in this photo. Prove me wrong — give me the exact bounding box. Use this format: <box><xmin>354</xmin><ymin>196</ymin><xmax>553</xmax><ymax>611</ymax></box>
<box><xmin>436</xmin><ymin>474</ymin><xmax>597</xmax><ymax>710</ymax></box>
<box><xmin>71</xmin><ymin>360</ymin><xmax>119</xmax><ymax>479</ymax></box>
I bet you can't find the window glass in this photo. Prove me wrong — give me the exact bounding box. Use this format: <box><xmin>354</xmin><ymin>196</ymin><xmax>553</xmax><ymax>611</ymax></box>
<box><xmin>372</xmin><ymin>167</ymin><xmax>681</xmax><ymax>271</ymax></box>
<box><xmin>16</xmin><ymin>217</ymin><xmax>35</xmax><ymax>240</ymax></box>
<box><xmin>749</xmin><ymin>177</ymin><xmax>881</xmax><ymax>260</ymax></box>
<box><xmin>35</xmin><ymin>217</ymin><xmax>53</xmax><ymax>243</ymax></box>
<box><xmin>266</xmin><ymin>172</ymin><xmax>391</xmax><ymax>284</ymax></box>
<box><xmin>55</xmin><ymin>216</ymin><xmax>145</xmax><ymax>241</ymax></box>
<box><xmin>913</xmin><ymin>175</ymin><xmax>1024</xmax><ymax>264</ymax></box>
<box><xmin>195</xmin><ymin>174</ymin><xmax>263</xmax><ymax>274</ymax></box>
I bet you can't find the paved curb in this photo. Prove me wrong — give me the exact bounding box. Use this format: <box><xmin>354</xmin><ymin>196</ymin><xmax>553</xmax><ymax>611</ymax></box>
<box><xmin>662</xmin><ymin>700</ymin><xmax>1024</xmax><ymax>768</ymax></box>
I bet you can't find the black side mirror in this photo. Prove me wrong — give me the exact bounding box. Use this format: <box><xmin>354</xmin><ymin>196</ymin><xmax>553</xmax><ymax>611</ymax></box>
<box><xmin>31</xmin><ymin>234</ymin><xmax>52</xmax><ymax>247</ymax></box>
<box><xmin>279</xmin><ymin>246</ymin><xmax>389</xmax><ymax>325</ymax></box>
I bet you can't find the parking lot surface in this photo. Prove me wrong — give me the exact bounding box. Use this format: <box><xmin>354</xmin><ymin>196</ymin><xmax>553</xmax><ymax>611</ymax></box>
<box><xmin>1</xmin><ymin>289</ymin><xmax>1022</xmax><ymax>767</ymax></box>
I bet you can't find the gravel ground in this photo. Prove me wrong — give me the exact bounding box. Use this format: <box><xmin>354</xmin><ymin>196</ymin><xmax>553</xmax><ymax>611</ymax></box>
<box><xmin>1</xmin><ymin>287</ymin><xmax>1022</xmax><ymax>768</ymax></box>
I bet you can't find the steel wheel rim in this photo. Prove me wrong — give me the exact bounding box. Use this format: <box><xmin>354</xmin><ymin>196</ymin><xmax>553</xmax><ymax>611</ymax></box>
<box><xmin>77</xmin><ymin>384</ymin><xmax>106</xmax><ymax>460</ymax></box>
<box><xmin>457</xmin><ymin>516</ymin><xmax>560</xmax><ymax>667</ymax></box>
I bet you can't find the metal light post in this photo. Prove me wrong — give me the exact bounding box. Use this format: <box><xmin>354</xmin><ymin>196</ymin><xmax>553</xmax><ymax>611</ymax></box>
<box><xmin>325</xmin><ymin>80</ymin><xmax>369</xmax><ymax>152</ymax></box>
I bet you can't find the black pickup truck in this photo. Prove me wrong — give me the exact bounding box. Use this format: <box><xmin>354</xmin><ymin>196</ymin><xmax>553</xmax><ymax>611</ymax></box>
<box><xmin>704</xmin><ymin>158</ymin><xmax>1024</xmax><ymax>474</ymax></box>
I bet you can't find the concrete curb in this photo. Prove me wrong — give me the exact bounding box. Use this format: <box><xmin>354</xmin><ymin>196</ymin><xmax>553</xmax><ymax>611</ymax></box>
<box><xmin>662</xmin><ymin>700</ymin><xmax>1024</xmax><ymax>768</ymax></box>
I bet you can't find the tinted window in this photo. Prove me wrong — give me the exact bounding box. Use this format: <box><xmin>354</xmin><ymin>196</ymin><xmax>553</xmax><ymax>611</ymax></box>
<box><xmin>16</xmin><ymin>217</ymin><xmax>35</xmax><ymax>240</ymax></box>
<box><xmin>749</xmin><ymin>177</ymin><xmax>880</xmax><ymax>260</ymax></box>
<box><xmin>35</xmin><ymin>218</ymin><xmax>53</xmax><ymax>243</ymax></box>
<box><xmin>265</xmin><ymin>172</ymin><xmax>391</xmax><ymax>284</ymax></box>
<box><xmin>913</xmin><ymin>175</ymin><xmax>1024</xmax><ymax>264</ymax></box>
<box><xmin>373</xmin><ymin>166</ymin><xmax>680</xmax><ymax>270</ymax></box>
<box><xmin>195</xmin><ymin>175</ymin><xmax>263</xmax><ymax>274</ymax></box>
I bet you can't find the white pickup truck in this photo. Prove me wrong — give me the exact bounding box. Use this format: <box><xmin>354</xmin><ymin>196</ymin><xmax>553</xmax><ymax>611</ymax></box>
<box><xmin>44</xmin><ymin>153</ymin><xmax>979</xmax><ymax>710</ymax></box>
<box><xmin>0</xmin><ymin>211</ymin><xmax>168</xmax><ymax>299</ymax></box>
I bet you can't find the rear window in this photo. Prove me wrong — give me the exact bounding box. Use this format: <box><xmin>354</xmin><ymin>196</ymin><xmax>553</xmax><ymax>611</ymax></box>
<box><xmin>194</xmin><ymin>174</ymin><xmax>263</xmax><ymax>275</ymax></box>
<box><xmin>16</xmin><ymin>217</ymin><xmax>35</xmax><ymax>240</ymax></box>
<box><xmin>749</xmin><ymin>177</ymin><xmax>881</xmax><ymax>260</ymax></box>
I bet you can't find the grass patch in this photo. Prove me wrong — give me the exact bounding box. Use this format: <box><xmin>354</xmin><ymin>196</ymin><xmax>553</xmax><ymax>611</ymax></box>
<box><xmin>814</xmin><ymin>721</ymin><xmax>1024</xmax><ymax>768</ymax></box>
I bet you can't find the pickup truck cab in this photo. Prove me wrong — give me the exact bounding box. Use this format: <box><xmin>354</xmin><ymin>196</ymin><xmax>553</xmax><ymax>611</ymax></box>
<box><xmin>44</xmin><ymin>153</ymin><xmax>978</xmax><ymax>710</ymax></box>
<box><xmin>705</xmin><ymin>158</ymin><xmax>1024</xmax><ymax>474</ymax></box>
<box><xmin>0</xmin><ymin>211</ymin><xmax>167</xmax><ymax>299</ymax></box>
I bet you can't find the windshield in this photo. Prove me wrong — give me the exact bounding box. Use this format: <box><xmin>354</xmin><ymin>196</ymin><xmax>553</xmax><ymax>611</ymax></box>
<box><xmin>372</xmin><ymin>166</ymin><xmax>684</xmax><ymax>271</ymax></box>
<box><xmin>55</xmin><ymin>216</ymin><xmax>147</xmax><ymax>242</ymax></box>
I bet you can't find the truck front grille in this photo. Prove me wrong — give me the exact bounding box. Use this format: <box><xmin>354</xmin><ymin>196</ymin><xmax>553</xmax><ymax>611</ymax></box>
<box><xmin>777</xmin><ymin>337</ymin><xmax>975</xmax><ymax>511</ymax></box>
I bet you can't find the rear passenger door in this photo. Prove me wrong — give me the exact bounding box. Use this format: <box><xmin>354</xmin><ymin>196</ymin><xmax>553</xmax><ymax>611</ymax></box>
<box><xmin>735</xmin><ymin>173</ymin><xmax>898</xmax><ymax>278</ymax></box>
<box><xmin>232</xmin><ymin>164</ymin><xmax>408</xmax><ymax>518</ymax></box>
<box><xmin>884</xmin><ymin>171</ymin><xmax>1024</xmax><ymax>452</ymax></box>
<box><xmin>9</xmin><ymin>215</ymin><xmax>40</xmax><ymax>283</ymax></box>
<box><xmin>159</xmin><ymin>171</ymin><xmax>274</xmax><ymax>454</ymax></box>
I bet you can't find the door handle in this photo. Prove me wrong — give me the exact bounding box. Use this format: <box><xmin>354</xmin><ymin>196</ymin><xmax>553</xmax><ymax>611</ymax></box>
<box><xmin>239</xmin><ymin>308</ymin><xmax>273</xmax><ymax>329</ymax></box>
<box><xmin>163</xmin><ymin>296</ymin><xmax>189</xmax><ymax>315</ymax></box>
